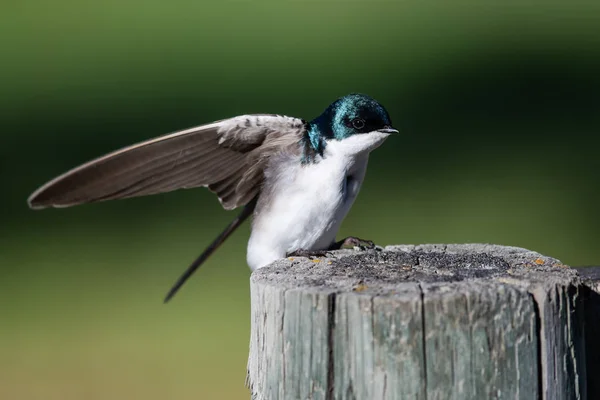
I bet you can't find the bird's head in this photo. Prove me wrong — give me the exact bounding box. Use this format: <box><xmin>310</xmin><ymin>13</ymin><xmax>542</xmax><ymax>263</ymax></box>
<box><xmin>310</xmin><ymin>93</ymin><xmax>397</xmax><ymax>139</ymax></box>
<box><xmin>307</xmin><ymin>93</ymin><xmax>398</xmax><ymax>157</ymax></box>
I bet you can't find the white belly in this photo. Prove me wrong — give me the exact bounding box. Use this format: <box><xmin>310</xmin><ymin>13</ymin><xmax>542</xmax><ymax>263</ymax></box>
<box><xmin>246</xmin><ymin>152</ymin><xmax>369</xmax><ymax>270</ymax></box>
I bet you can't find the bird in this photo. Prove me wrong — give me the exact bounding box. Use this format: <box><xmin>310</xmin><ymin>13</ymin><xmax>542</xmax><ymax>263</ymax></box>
<box><xmin>27</xmin><ymin>93</ymin><xmax>399</xmax><ymax>302</ymax></box>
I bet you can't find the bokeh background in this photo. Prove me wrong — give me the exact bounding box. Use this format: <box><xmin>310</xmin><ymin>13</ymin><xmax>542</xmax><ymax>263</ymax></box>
<box><xmin>2</xmin><ymin>1</ymin><xmax>599</xmax><ymax>399</ymax></box>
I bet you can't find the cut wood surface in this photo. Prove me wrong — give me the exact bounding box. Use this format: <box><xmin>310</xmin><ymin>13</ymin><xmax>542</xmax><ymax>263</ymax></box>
<box><xmin>247</xmin><ymin>244</ymin><xmax>599</xmax><ymax>400</ymax></box>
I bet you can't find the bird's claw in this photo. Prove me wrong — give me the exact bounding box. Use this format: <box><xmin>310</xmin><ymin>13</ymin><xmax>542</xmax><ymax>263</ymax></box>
<box><xmin>287</xmin><ymin>237</ymin><xmax>379</xmax><ymax>261</ymax></box>
<box><xmin>342</xmin><ymin>237</ymin><xmax>375</xmax><ymax>250</ymax></box>
<box><xmin>335</xmin><ymin>236</ymin><xmax>378</xmax><ymax>251</ymax></box>
<box><xmin>287</xmin><ymin>249</ymin><xmax>331</xmax><ymax>258</ymax></box>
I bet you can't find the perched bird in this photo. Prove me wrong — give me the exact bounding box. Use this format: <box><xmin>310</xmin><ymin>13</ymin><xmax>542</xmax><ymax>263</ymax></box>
<box><xmin>28</xmin><ymin>93</ymin><xmax>398</xmax><ymax>301</ymax></box>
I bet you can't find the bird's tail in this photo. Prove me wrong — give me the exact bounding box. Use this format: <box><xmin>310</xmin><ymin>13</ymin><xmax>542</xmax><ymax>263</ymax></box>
<box><xmin>163</xmin><ymin>197</ymin><xmax>257</xmax><ymax>302</ymax></box>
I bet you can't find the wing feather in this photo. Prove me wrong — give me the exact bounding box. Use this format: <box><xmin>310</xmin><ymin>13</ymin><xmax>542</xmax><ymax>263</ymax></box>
<box><xmin>28</xmin><ymin>115</ymin><xmax>306</xmax><ymax>210</ymax></box>
<box><xmin>115</xmin><ymin>151</ymin><xmax>246</xmax><ymax>200</ymax></box>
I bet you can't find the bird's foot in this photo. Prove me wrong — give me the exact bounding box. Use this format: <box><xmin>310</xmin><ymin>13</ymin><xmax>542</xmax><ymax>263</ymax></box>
<box><xmin>332</xmin><ymin>236</ymin><xmax>377</xmax><ymax>251</ymax></box>
<box><xmin>287</xmin><ymin>237</ymin><xmax>378</xmax><ymax>261</ymax></box>
<box><xmin>287</xmin><ymin>249</ymin><xmax>331</xmax><ymax>258</ymax></box>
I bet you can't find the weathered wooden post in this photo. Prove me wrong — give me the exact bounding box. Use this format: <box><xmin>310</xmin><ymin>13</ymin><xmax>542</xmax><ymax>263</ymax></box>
<box><xmin>247</xmin><ymin>244</ymin><xmax>600</xmax><ymax>400</ymax></box>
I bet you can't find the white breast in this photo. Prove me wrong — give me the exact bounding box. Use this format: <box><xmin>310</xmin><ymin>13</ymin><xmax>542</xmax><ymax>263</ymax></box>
<box><xmin>246</xmin><ymin>130</ymin><xmax>390</xmax><ymax>270</ymax></box>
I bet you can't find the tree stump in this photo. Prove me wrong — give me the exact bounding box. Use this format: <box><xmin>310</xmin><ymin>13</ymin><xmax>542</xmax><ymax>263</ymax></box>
<box><xmin>247</xmin><ymin>244</ymin><xmax>598</xmax><ymax>400</ymax></box>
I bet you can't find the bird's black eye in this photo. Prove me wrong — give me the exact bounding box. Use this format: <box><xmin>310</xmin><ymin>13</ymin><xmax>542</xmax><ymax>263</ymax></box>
<box><xmin>351</xmin><ymin>118</ymin><xmax>365</xmax><ymax>130</ymax></box>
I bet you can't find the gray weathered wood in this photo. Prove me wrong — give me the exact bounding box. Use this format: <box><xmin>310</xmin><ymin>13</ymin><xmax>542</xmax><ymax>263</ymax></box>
<box><xmin>575</xmin><ymin>266</ymin><xmax>600</xmax><ymax>399</ymax></box>
<box><xmin>575</xmin><ymin>265</ymin><xmax>600</xmax><ymax>283</ymax></box>
<box><xmin>247</xmin><ymin>244</ymin><xmax>596</xmax><ymax>400</ymax></box>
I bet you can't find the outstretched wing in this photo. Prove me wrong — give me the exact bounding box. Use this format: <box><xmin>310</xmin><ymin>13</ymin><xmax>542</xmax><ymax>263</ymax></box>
<box><xmin>28</xmin><ymin>115</ymin><xmax>306</xmax><ymax>210</ymax></box>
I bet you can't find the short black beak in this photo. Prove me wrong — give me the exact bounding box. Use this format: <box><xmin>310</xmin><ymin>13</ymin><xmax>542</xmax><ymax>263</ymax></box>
<box><xmin>377</xmin><ymin>126</ymin><xmax>399</xmax><ymax>134</ymax></box>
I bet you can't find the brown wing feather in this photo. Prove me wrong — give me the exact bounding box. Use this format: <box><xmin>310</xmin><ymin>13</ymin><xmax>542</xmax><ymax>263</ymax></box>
<box><xmin>28</xmin><ymin>115</ymin><xmax>306</xmax><ymax>210</ymax></box>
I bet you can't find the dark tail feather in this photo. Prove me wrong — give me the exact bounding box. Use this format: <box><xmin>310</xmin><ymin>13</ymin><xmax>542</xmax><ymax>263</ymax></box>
<box><xmin>163</xmin><ymin>197</ymin><xmax>257</xmax><ymax>303</ymax></box>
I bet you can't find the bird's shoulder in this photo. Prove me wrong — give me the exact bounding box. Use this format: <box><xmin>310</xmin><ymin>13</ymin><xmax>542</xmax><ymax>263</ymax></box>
<box><xmin>206</xmin><ymin>114</ymin><xmax>309</xmax><ymax>209</ymax></box>
<box><xmin>216</xmin><ymin>114</ymin><xmax>306</xmax><ymax>153</ymax></box>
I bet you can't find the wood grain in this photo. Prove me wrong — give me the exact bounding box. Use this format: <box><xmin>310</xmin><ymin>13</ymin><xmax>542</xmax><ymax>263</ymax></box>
<box><xmin>247</xmin><ymin>244</ymin><xmax>596</xmax><ymax>400</ymax></box>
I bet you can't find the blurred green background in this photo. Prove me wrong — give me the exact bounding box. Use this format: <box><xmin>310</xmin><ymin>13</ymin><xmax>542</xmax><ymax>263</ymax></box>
<box><xmin>2</xmin><ymin>1</ymin><xmax>599</xmax><ymax>399</ymax></box>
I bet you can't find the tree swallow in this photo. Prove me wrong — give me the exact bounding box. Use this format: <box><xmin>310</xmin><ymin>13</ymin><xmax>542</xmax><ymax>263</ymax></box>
<box><xmin>27</xmin><ymin>93</ymin><xmax>399</xmax><ymax>301</ymax></box>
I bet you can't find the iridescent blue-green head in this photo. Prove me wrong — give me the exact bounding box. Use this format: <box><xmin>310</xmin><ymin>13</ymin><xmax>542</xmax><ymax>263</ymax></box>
<box><xmin>310</xmin><ymin>93</ymin><xmax>397</xmax><ymax>140</ymax></box>
<box><xmin>303</xmin><ymin>94</ymin><xmax>398</xmax><ymax>162</ymax></box>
